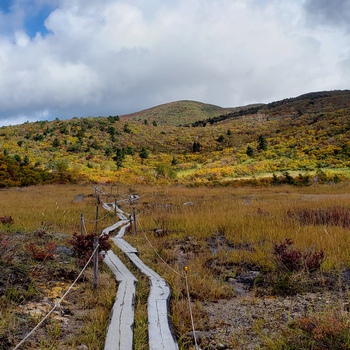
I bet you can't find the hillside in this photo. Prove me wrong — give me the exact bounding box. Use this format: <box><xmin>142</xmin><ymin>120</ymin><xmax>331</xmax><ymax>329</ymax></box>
<box><xmin>0</xmin><ymin>90</ymin><xmax>349</xmax><ymax>186</ymax></box>
<box><xmin>120</xmin><ymin>100</ymin><xmax>250</xmax><ymax>126</ymax></box>
<box><xmin>190</xmin><ymin>89</ymin><xmax>350</xmax><ymax>126</ymax></box>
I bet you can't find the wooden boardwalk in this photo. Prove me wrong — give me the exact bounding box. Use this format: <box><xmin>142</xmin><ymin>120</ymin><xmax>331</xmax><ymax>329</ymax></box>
<box><xmin>103</xmin><ymin>251</ymin><xmax>137</xmax><ymax>350</ymax></box>
<box><xmin>102</xmin><ymin>201</ymin><xmax>179</xmax><ymax>350</ymax></box>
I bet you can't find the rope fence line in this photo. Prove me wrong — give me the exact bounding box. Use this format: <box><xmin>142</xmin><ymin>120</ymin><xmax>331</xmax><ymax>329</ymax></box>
<box><xmin>184</xmin><ymin>268</ymin><xmax>199</xmax><ymax>350</ymax></box>
<box><xmin>136</xmin><ymin>217</ymin><xmax>184</xmax><ymax>278</ymax></box>
<box><xmin>13</xmin><ymin>244</ymin><xmax>100</xmax><ymax>350</ymax></box>
<box><xmin>83</xmin><ymin>209</ymin><xmax>112</xmax><ymax>223</ymax></box>
<box><xmin>134</xmin><ymin>214</ymin><xmax>199</xmax><ymax>347</ymax></box>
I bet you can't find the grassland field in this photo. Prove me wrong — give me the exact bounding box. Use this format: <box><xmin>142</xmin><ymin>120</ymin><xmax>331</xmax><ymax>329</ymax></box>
<box><xmin>1</xmin><ymin>182</ymin><xmax>350</xmax><ymax>349</ymax></box>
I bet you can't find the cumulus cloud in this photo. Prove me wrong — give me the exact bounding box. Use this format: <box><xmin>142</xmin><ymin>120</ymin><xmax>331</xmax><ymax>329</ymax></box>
<box><xmin>304</xmin><ymin>0</ymin><xmax>350</xmax><ymax>30</ymax></box>
<box><xmin>0</xmin><ymin>0</ymin><xmax>349</xmax><ymax>125</ymax></box>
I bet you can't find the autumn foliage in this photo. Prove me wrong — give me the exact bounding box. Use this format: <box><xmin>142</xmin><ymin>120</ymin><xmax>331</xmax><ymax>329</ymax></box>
<box><xmin>0</xmin><ymin>90</ymin><xmax>349</xmax><ymax>186</ymax></box>
<box><xmin>273</xmin><ymin>239</ymin><xmax>325</xmax><ymax>272</ymax></box>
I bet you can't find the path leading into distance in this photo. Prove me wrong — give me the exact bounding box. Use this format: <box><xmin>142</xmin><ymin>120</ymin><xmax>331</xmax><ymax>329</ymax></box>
<box><xmin>101</xmin><ymin>201</ymin><xmax>179</xmax><ymax>350</ymax></box>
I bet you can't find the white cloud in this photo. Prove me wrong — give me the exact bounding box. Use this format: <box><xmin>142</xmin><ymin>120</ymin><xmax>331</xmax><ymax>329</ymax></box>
<box><xmin>0</xmin><ymin>0</ymin><xmax>349</xmax><ymax>124</ymax></box>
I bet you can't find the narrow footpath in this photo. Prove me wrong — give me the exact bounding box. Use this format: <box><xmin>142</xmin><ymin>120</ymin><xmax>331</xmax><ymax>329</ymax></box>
<box><xmin>101</xmin><ymin>201</ymin><xmax>179</xmax><ymax>350</ymax></box>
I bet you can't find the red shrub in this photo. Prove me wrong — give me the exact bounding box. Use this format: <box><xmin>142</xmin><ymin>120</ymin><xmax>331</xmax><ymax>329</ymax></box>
<box><xmin>69</xmin><ymin>233</ymin><xmax>111</xmax><ymax>265</ymax></box>
<box><xmin>273</xmin><ymin>239</ymin><xmax>325</xmax><ymax>272</ymax></box>
<box><xmin>26</xmin><ymin>242</ymin><xmax>57</xmax><ymax>261</ymax></box>
<box><xmin>0</xmin><ymin>215</ymin><xmax>14</xmax><ymax>227</ymax></box>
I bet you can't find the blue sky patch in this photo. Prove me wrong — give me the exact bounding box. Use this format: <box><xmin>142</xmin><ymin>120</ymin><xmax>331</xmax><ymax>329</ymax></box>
<box><xmin>24</xmin><ymin>5</ymin><xmax>53</xmax><ymax>38</ymax></box>
<box><xmin>0</xmin><ymin>1</ymin><xmax>56</xmax><ymax>38</ymax></box>
<box><xmin>0</xmin><ymin>0</ymin><xmax>13</xmax><ymax>14</ymax></box>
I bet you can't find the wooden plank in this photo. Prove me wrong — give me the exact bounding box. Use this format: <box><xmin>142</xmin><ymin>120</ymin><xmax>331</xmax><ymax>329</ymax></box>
<box><xmin>101</xmin><ymin>221</ymin><xmax>126</xmax><ymax>236</ymax></box>
<box><xmin>125</xmin><ymin>252</ymin><xmax>179</xmax><ymax>350</ymax></box>
<box><xmin>103</xmin><ymin>202</ymin><xmax>130</xmax><ymax>221</ymax></box>
<box><xmin>113</xmin><ymin>237</ymin><xmax>138</xmax><ymax>254</ymax></box>
<box><xmin>103</xmin><ymin>251</ymin><xmax>137</xmax><ymax>350</ymax></box>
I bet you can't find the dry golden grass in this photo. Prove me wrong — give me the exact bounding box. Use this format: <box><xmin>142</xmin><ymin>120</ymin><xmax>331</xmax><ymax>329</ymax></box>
<box><xmin>0</xmin><ymin>185</ymin><xmax>117</xmax><ymax>350</ymax></box>
<box><xmin>129</xmin><ymin>182</ymin><xmax>350</xmax><ymax>271</ymax></box>
<box><xmin>2</xmin><ymin>182</ymin><xmax>350</xmax><ymax>349</ymax></box>
<box><xmin>0</xmin><ymin>184</ymin><xmax>99</xmax><ymax>234</ymax></box>
<box><xmin>120</xmin><ymin>182</ymin><xmax>350</xmax><ymax>345</ymax></box>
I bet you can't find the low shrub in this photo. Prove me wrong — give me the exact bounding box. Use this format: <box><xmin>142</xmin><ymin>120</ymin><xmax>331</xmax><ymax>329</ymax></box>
<box><xmin>273</xmin><ymin>239</ymin><xmax>325</xmax><ymax>272</ymax></box>
<box><xmin>289</xmin><ymin>206</ymin><xmax>350</xmax><ymax>228</ymax></box>
<box><xmin>69</xmin><ymin>233</ymin><xmax>111</xmax><ymax>265</ymax></box>
<box><xmin>0</xmin><ymin>215</ymin><xmax>14</xmax><ymax>227</ymax></box>
<box><xmin>26</xmin><ymin>242</ymin><xmax>57</xmax><ymax>261</ymax></box>
<box><xmin>282</xmin><ymin>314</ymin><xmax>350</xmax><ymax>350</ymax></box>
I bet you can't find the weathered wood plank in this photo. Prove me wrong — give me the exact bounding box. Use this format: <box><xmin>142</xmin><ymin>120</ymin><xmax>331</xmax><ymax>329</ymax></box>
<box><xmin>103</xmin><ymin>251</ymin><xmax>137</xmax><ymax>350</ymax></box>
<box><xmin>101</xmin><ymin>221</ymin><xmax>127</xmax><ymax>236</ymax></box>
<box><xmin>121</xmin><ymin>250</ymin><xmax>179</xmax><ymax>350</ymax></box>
<box><xmin>114</xmin><ymin>238</ymin><xmax>139</xmax><ymax>254</ymax></box>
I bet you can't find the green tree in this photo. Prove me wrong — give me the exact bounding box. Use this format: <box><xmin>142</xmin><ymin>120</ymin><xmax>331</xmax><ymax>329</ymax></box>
<box><xmin>52</xmin><ymin>138</ymin><xmax>60</xmax><ymax>148</ymax></box>
<box><xmin>246</xmin><ymin>145</ymin><xmax>254</xmax><ymax>157</ymax></box>
<box><xmin>217</xmin><ymin>135</ymin><xmax>224</xmax><ymax>143</ymax></box>
<box><xmin>155</xmin><ymin>164</ymin><xmax>176</xmax><ymax>180</ymax></box>
<box><xmin>22</xmin><ymin>155</ymin><xmax>30</xmax><ymax>166</ymax></box>
<box><xmin>139</xmin><ymin>147</ymin><xmax>148</xmax><ymax>163</ymax></box>
<box><xmin>108</xmin><ymin>115</ymin><xmax>119</xmax><ymax>122</ymax></box>
<box><xmin>56</xmin><ymin>159</ymin><xmax>69</xmax><ymax>173</ymax></box>
<box><xmin>125</xmin><ymin>146</ymin><xmax>135</xmax><ymax>156</ymax></box>
<box><xmin>33</xmin><ymin>133</ymin><xmax>44</xmax><ymax>141</ymax></box>
<box><xmin>123</xmin><ymin>123</ymin><xmax>131</xmax><ymax>134</ymax></box>
<box><xmin>108</xmin><ymin>126</ymin><xmax>115</xmax><ymax>133</ymax></box>
<box><xmin>113</xmin><ymin>148</ymin><xmax>125</xmax><ymax>169</ymax></box>
<box><xmin>257</xmin><ymin>135</ymin><xmax>267</xmax><ymax>151</ymax></box>
<box><xmin>14</xmin><ymin>154</ymin><xmax>21</xmax><ymax>163</ymax></box>
<box><xmin>105</xmin><ymin>147</ymin><xmax>113</xmax><ymax>157</ymax></box>
<box><xmin>192</xmin><ymin>141</ymin><xmax>201</xmax><ymax>152</ymax></box>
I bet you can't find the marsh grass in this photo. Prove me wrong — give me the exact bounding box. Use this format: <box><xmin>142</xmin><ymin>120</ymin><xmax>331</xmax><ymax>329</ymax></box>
<box><xmin>0</xmin><ymin>185</ymin><xmax>118</xmax><ymax>349</ymax></box>
<box><xmin>0</xmin><ymin>185</ymin><xmax>98</xmax><ymax>233</ymax></box>
<box><xmin>129</xmin><ymin>183</ymin><xmax>350</xmax><ymax>271</ymax></box>
<box><xmin>263</xmin><ymin>310</ymin><xmax>350</xmax><ymax>350</ymax></box>
<box><xmin>120</xmin><ymin>183</ymin><xmax>350</xmax><ymax>346</ymax></box>
<box><xmin>133</xmin><ymin>275</ymin><xmax>149</xmax><ymax>350</ymax></box>
<box><xmin>2</xmin><ymin>182</ymin><xmax>350</xmax><ymax>348</ymax></box>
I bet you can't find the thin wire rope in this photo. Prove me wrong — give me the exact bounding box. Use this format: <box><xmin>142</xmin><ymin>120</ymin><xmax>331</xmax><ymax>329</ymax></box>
<box><xmin>134</xmin><ymin>210</ymin><xmax>198</xmax><ymax>348</ymax></box>
<box><xmin>136</xmin><ymin>217</ymin><xmax>184</xmax><ymax>278</ymax></box>
<box><xmin>83</xmin><ymin>209</ymin><xmax>111</xmax><ymax>223</ymax></box>
<box><xmin>82</xmin><ymin>218</ymin><xmax>89</xmax><ymax>235</ymax></box>
<box><xmin>13</xmin><ymin>244</ymin><xmax>100</xmax><ymax>350</ymax></box>
<box><xmin>184</xmin><ymin>271</ymin><xmax>199</xmax><ymax>350</ymax></box>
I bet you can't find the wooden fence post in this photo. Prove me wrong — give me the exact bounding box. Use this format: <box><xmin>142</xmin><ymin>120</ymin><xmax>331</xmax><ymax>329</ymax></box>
<box><xmin>133</xmin><ymin>207</ymin><xmax>137</xmax><ymax>235</ymax></box>
<box><xmin>80</xmin><ymin>213</ymin><xmax>84</xmax><ymax>236</ymax></box>
<box><xmin>94</xmin><ymin>205</ymin><xmax>99</xmax><ymax>234</ymax></box>
<box><xmin>93</xmin><ymin>236</ymin><xmax>99</xmax><ymax>288</ymax></box>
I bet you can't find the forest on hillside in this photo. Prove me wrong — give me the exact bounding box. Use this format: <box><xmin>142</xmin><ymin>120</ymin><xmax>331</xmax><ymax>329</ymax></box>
<box><xmin>0</xmin><ymin>90</ymin><xmax>349</xmax><ymax>187</ymax></box>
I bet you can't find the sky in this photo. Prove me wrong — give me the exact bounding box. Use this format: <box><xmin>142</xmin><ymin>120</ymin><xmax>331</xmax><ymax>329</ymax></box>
<box><xmin>0</xmin><ymin>0</ymin><xmax>349</xmax><ymax>126</ymax></box>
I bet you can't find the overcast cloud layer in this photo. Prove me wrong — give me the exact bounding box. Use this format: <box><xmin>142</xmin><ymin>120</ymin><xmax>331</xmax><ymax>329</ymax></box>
<box><xmin>0</xmin><ymin>0</ymin><xmax>349</xmax><ymax>126</ymax></box>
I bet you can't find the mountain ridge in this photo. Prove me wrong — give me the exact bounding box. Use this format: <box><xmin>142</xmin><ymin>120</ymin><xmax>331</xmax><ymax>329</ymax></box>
<box><xmin>119</xmin><ymin>100</ymin><xmax>263</xmax><ymax>126</ymax></box>
<box><xmin>0</xmin><ymin>89</ymin><xmax>349</xmax><ymax>186</ymax></box>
